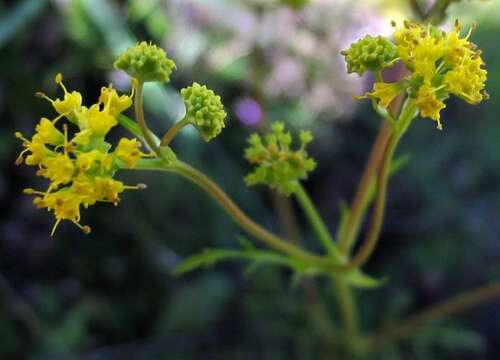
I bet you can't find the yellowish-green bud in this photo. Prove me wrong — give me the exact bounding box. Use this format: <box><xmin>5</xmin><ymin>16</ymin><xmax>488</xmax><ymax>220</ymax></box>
<box><xmin>244</xmin><ymin>122</ymin><xmax>316</xmax><ymax>196</ymax></box>
<box><xmin>114</xmin><ymin>42</ymin><xmax>176</xmax><ymax>83</ymax></box>
<box><xmin>181</xmin><ymin>82</ymin><xmax>227</xmax><ymax>142</ymax></box>
<box><xmin>341</xmin><ymin>35</ymin><xmax>397</xmax><ymax>76</ymax></box>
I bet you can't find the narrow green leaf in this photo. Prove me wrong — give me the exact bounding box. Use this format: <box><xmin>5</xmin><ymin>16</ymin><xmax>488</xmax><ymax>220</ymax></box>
<box><xmin>344</xmin><ymin>269</ymin><xmax>387</xmax><ymax>289</ymax></box>
<box><xmin>390</xmin><ymin>153</ymin><xmax>411</xmax><ymax>176</ymax></box>
<box><xmin>174</xmin><ymin>248</ymin><xmax>298</xmax><ymax>276</ymax></box>
<box><xmin>236</xmin><ymin>235</ymin><xmax>256</xmax><ymax>250</ymax></box>
<box><xmin>335</xmin><ymin>200</ymin><xmax>351</xmax><ymax>242</ymax></box>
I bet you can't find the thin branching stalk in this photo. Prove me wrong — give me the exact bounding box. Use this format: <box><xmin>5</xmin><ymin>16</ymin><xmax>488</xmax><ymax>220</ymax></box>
<box><xmin>136</xmin><ymin>159</ymin><xmax>335</xmax><ymax>268</ymax></box>
<box><xmin>134</xmin><ymin>81</ymin><xmax>161</xmax><ymax>155</ymax></box>
<box><xmin>295</xmin><ymin>184</ymin><xmax>338</xmax><ymax>256</ymax></box>
<box><xmin>336</xmin><ymin>122</ymin><xmax>392</xmax><ymax>254</ymax></box>
<box><xmin>335</xmin><ymin>99</ymin><xmax>417</xmax><ymax>272</ymax></box>
<box><xmin>160</xmin><ymin>117</ymin><xmax>190</xmax><ymax>146</ymax></box>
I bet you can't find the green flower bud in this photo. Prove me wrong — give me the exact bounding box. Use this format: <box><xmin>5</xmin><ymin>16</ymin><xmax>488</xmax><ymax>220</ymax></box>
<box><xmin>341</xmin><ymin>35</ymin><xmax>397</xmax><ymax>75</ymax></box>
<box><xmin>181</xmin><ymin>82</ymin><xmax>227</xmax><ymax>142</ymax></box>
<box><xmin>114</xmin><ymin>42</ymin><xmax>176</xmax><ymax>83</ymax></box>
<box><xmin>244</xmin><ymin>122</ymin><xmax>316</xmax><ymax>196</ymax></box>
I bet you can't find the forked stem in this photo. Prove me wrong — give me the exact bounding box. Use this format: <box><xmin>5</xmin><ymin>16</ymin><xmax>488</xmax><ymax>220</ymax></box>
<box><xmin>335</xmin><ymin>99</ymin><xmax>417</xmax><ymax>272</ymax></box>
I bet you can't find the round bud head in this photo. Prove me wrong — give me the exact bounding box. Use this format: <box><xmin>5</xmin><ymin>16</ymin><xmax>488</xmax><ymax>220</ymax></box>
<box><xmin>181</xmin><ymin>82</ymin><xmax>227</xmax><ymax>142</ymax></box>
<box><xmin>341</xmin><ymin>35</ymin><xmax>397</xmax><ymax>75</ymax></box>
<box><xmin>114</xmin><ymin>42</ymin><xmax>176</xmax><ymax>83</ymax></box>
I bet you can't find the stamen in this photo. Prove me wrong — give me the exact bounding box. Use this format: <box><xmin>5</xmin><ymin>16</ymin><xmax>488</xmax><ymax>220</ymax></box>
<box><xmin>433</xmin><ymin>85</ymin><xmax>447</xmax><ymax>93</ymax></box>
<box><xmin>465</xmin><ymin>22</ymin><xmax>476</xmax><ymax>40</ymax></box>
<box><xmin>436</xmin><ymin>118</ymin><xmax>443</xmax><ymax>131</ymax></box>
<box><xmin>35</xmin><ymin>91</ymin><xmax>55</xmax><ymax>104</ymax></box>
<box><xmin>55</xmin><ymin>73</ymin><xmax>68</xmax><ymax>94</ymax></box>
<box><xmin>15</xmin><ymin>132</ymin><xmax>29</xmax><ymax>142</ymax></box>
<box><xmin>124</xmin><ymin>183</ymin><xmax>147</xmax><ymax>190</ymax></box>
<box><xmin>71</xmin><ymin>220</ymin><xmax>91</xmax><ymax>234</ymax></box>
<box><xmin>51</xmin><ymin>218</ymin><xmax>62</xmax><ymax>236</ymax></box>
<box><xmin>51</xmin><ymin>113</ymin><xmax>67</xmax><ymax>125</ymax></box>
<box><xmin>23</xmin><ymin>188</ymin><xmax>47</xmax><ymax>196</ymax></box>
<box><xmin>15</xmin><ymin>148</ymin><xmax>30</xmax><ymax>165</ymax></box>
<box><xmin>63</xmin><ymin>124</ymin><xmax>69</xmax><ymax>153</ymax></box>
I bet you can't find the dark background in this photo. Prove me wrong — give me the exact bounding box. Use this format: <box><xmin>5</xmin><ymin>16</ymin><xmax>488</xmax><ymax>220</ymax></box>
<box><xmin>1</xmin><ymin>0</ymin><xmax>499</xmax><ymax>359</ymax></box>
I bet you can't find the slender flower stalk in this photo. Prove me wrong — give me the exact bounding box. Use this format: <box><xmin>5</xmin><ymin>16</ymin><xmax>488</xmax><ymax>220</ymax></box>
<box><xmin>134</xmin><ymin>158</ymin><xmax>332</xmax><ymax>268</ymax></box>
<box><xmin>160</xmin><ymin>117</ymin><xmax>190</xmax><ymax>146</ymax></box>
<box><xmin>134</xmin><ymin>81</ymin><xmax>161</xmax><ymax>156</ymax></box>
<box><xmin>293</xmin><ymin>184</ymin><xmax>360</xmax><ymax>343</ymax></box>
<box><xmin>336</xmin><ymin>100</ymin><xmax>418</xmax><ymax>272</ymax></box>
<box><xmin>294</xmin><ymin>184</ymin><xmax>338</xmax><ymax>257</ymax></box>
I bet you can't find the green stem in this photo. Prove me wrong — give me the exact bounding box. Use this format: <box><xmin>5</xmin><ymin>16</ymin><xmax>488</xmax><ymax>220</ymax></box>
<box><xmin>335</xmin><ymin>99</ymin><xmax>417</xmax><ymax>272</ymax></box>
<box><xmin>293</xmin><ymin>186</ymin><xmax>359</xmax><ymax>346</ymax></box>
<box><xmin>136</xmin><ymin>159</ymin><xmax>334</xmax><ymax>268</ymax></box>
<box><xmin>134</xmin><ymin>81</ymin><xmax>161</xmax><ymax>156</ymax></box>
<box><xmin>294</xmin><ymin>184</ymin><xmax>338</xmax><ymax>257</ymax></box>
<box><xmin>332</xmin><ymin>277</ymin><xmax>360</xmax><ymax>341</ymax></box>
<box><xmin>336</xmin><ymin>122</ymin><xmax>392</xmax><ymax>254</ymax></box>
<box><xmin>160</xmin><ymin>117</ymin><xmax>190</xmax><ymax>146</ymax></box>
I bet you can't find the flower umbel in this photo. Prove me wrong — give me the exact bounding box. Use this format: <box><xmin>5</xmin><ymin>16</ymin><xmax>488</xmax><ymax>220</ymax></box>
<box><xmin>114</xmin><ymin>41</ymin><xmax>176</xmax><ymax>83</ymax></box>
<box><xmin>16</xmin><ymin>74</ymin><xmax>148</xmax><ymax>235</ymax></box>
<box><xmin>346</xmin><ymin>20</ymin><xmax>487</xmax><ymax>130</ymax></box>
<box><xmin>244</xmin><ymin>122</ymin><xmax>316</xmax><ymax>196</ymax></box>
<box><xmin>181</xmin><ymin>82</ymin><xmax>227</xmax><ymax>142</ymax></box>
<box><xmin>341</xmin><ymin>35</ymin><xmax>398</xmax><ymax>76</ymax></box>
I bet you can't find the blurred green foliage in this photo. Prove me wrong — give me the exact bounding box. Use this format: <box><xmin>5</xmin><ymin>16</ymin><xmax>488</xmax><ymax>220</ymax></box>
<box><xmin>0</xmin><ymin>0</ymin><xmax>499</xmax><ymax>359</ymax></box>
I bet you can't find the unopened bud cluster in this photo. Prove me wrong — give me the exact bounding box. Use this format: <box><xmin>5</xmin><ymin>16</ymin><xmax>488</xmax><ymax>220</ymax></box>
<box><xmin>114</xmin><ymin>41</ymin><xmax>176</xmax><ymax>83</ymax></box>
<box><xmin>181</xmin><ymin>83</ymin><xmax>227</xmax><ymax>142</ymax></box>
<box><xmin>244</xmin><ymin>122</ymin><xmax>316</xmax><ymax>195</ymax></box>
<box><xmin>341</xmin><ymin>35</ymin><xmax>397</xmax><ymax>75</ymax></box>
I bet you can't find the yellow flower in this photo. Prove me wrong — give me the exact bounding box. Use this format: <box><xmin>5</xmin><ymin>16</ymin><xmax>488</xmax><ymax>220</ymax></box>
<box><xmin>99</xmin><ymin>85</ymin><xmax>133</xmax><ymax>116</ymax></box>
<box><xmin>71</xmin><ymin>174</ymin><xmax>99</xmax><ymax>207</ymax></box>
<box><xmin>359</xmin><ymin>82</ymin><xmax>403</xmax><ymax>109</ymax></box>
<box><xmin>36</xmin><ymin>189</ymin><xmax>88</xmax><ymax>236</ymax></box>
<box><xmin>392</xmin><ymin>20</ymin><xmax>423</xmax><ymax>64</ymax></box>
<box><xmin>37</xmin><ymin>73</ymin><xmax>83</xmax><ymax>116</ymax></box>
<box><xmin>444</xmin><ymin>20</ymin><xmax>475</xmax><ymax>65</ymax></box>
<box><xmin>87</xmin><ymin>104</ymin><xmax>118</xmax><ymax>136</ymax></box>
<box><xmin>76</xmin><ymin>150</ymin><xmax>113</xmax><ymax>172</ymax></box>
<box><xmin>415</xmin><ymin>84</ymin><xmax>446</xmax><ymax>130</ymax></box>
<box><xmin>35</xmin><ymin>118</ymin><xmax>64</xmax><ymax>145</ymax></box>
<box><xmin>18</xmin><ymin>73</ymin><xmax>147</xmax><ymax>235</ymax></box>
<box><xmin>94</xmin><ymin>177</ymin><xmax>125</xmax><ymax>205</ymax></box>
<box><xmin>443</xmin><ymin>54</ymin><xmax>487</xmax><ymax>104</ymax></box>
<box><xmin>114</xmin><ymin>138</ymin><xmax>145</xmax><ymax>168</ymax></box>
<box><xmin>41</xmin><ymin>153</ymin><xmax>75</xmax><ymax>186</ymax></box>
<box><xmin>15</xmin><ymin>132</ymin><xmax>50</xmax><ymax>166</ymax></box>
<box><xmin>72</xmin><ymin>129</ymin><xmax>93</xmax><ymax>146</ymax></box>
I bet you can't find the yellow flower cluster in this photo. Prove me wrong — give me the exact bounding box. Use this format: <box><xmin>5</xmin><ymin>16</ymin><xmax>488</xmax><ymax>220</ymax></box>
<box><xmin>354</xmin><ymin>20</ymin><xmax>487</xmax><ymax>130</ymax></box>
<box><xmin>16</xmin><ymin>74</ymin><xmax>149</xmax><ymax>235</ymax></box>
